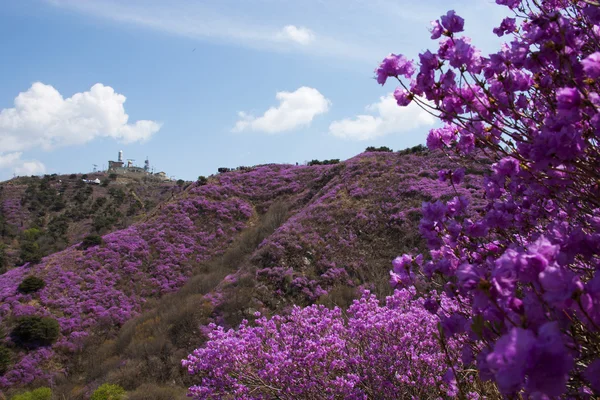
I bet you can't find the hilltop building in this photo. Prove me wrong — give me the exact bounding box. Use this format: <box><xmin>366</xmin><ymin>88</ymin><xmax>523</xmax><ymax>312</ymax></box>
<box><xmin>106</xmin><ymin>151</ymin><xmax>169</xmax><ymax>181</ymax></box>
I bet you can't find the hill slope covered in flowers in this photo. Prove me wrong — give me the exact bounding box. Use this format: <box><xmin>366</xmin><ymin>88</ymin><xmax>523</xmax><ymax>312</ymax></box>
<box><xmin>0</xmin><ymin>148</ymin><xmax>486</xmax><ymax>398</ymax></box>
<box><xmin>0</xmin><ymin>173</ymin><xmax>179</xmax><ymax>272</ymax></box>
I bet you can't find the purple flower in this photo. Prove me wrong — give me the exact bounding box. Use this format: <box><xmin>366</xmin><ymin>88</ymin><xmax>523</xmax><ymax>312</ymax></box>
<box><xmin>456</xmin><ymin>263</ymin><xmax>481</xmax><ymax>291</ymax></box>
<box><xmin>486</xmin><ymin>328</ymin><xmax>536</xmax><ymax>395</ymax></box>
<box><xmin>423</xmin><ymin>297</ymin><xmax>440</xmax><ymax>314</ymax></box>
<box><xmin>495</xmin><ymin>0</ymin><xmax>521</xmax><ymax>8</ymax></box>
<box><xmin>492</xmin><ymin>157</ymin><xmax>520</xmax><ymax>177</ymax></box>
<box><xmin>493</xmin><ymin>17</ymin><xmax>517</xmax><ymax>37</ymax></box>
<box><xmin>426</xmin><ymin>125</ymin><xmax>457</xmax><ymax>149</ymax></box>
<box><xmin>538</xmin><ymin>265</ymin><xmax>583</xmax><ymax>305</ymax></box>
<box><xmin>583</xmin><ymin>359</ymin><xmax>600</xmax><ymax>393</ymax></box>
<box><xmin>430</xmin><ymin>20</ymin><xmax>443</xmax><ymax>39</ymax></box>
<box><xmin>556</xmin><ymin>87</ymin><xmax>581</xmax><ymax>110</ymax></box>
<box><xmin>493</xmin><ymin>249</ymin><xmax>520</xmax><ymax>297</ymax></box>
<box><xmin>440</xmin><ymin>313</ymin><xmax>467</xmax><ymax>336</ymax></box>
<box><xmin>525</xmin><ymin>323</ymin><xmax>573</xmax><ymax>397</ymax></box>
<box><xmin>375</xmin><ymin>54</ymin><xmax>415</xmax><ymax>85</ymax></box>
<box><xmin>451</xmin><ymin>167</ymin><xmax>465</xmax><ymax>184</ymax></box>
<box><xmin>393</xmin><ymin>87</ymin><xmax>412</xmax><ymax>106</ymax></box>
<box><xmin>392</xmin><ymin>254</ymin><xmax>412</xmax><ymax>273</ymax></box>
<box><xmin>440</xmin><ymin>10</ymin><xmax>465</xmax><ymax>34</ymax></box>
<box><xmin>448</xmin><ymin>38</ymin><xmax>482</xmax><ymax>73</ymax></box>
<box><xmin>419</xmin><ymin>50</ymin><xmax>439</xmax><ymax>73</ymax></box>
<box><xmin>582</xmin><ymin>52</ymin><xmax>600</xmax><ymax>79</ymax></box>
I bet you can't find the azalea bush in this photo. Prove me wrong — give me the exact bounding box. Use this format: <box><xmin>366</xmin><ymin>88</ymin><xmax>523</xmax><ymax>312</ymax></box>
<box><xmin>377</xmin><ymin>0</ymin><xmax>600</xmax><ymax>397</ymax></box>
<box><xmin>183</xmin><ymin>288</ymin><xmax>465</xmax><ymax>399</ymax></box>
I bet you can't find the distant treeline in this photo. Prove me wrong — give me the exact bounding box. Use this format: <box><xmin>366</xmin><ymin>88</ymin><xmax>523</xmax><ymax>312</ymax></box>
<box><xmin>365</xmin><ymin>145</ymin><xmax>427</xmax><ymax>154</ymax></box>
<box><xmin>215</xmin><ymin>145</ymin><xmax>428</xmax><ymax>174</ymax></box>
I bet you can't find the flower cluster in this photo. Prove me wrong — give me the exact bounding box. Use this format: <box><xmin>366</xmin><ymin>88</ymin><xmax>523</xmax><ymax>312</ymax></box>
<box><xmin>378</xmin><ymin>1</ymin><xmax>600</xmax><ymax>397</ymax></box>
<box><xmin>183</xmin><ymin>288</ymin><xmax>463</xmax><ymax>399</ymax></box>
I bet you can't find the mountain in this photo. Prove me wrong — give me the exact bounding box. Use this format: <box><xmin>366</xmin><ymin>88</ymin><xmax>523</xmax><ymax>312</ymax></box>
<box><xmin>0</xmin><ymin>147</ymin><xmax>488</xmax><ymax>399</ymax></box>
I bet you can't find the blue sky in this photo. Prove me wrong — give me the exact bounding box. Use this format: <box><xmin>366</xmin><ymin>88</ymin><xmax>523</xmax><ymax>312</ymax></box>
<box><xmin>0</xmin><ymin>0</ymin><xmax>507</xmax><ymax>181</ymax></box>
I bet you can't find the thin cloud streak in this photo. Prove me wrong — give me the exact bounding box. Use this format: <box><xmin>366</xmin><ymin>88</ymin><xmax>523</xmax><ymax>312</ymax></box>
<box><xmin>44</xmin><ymin>0</ymin><xmax>384</xmax><ymax>63</ymax></box>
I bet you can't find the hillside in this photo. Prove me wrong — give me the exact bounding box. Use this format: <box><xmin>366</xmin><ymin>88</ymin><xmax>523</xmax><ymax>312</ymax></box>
<box><xmin>0</xmin><ymin>148</ymin><xmax>488</xmax><ymax>399</ymax></box>
<box><xmin>0</xmin><ymin>173</ymin><xmax>179</xmax><ymax>272</ymax></box>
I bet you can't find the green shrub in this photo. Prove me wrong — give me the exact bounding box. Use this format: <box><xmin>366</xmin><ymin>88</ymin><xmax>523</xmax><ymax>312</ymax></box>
<box><xmin>81</xmin><ymin>234</ymin><xmax>103</xmax><ymax>250</ymax></box>
<box><xmin>109</xmin><ymin>173</ymin><xmax>118</xmax><ymax>180</ymax></box>
<box><xmin>91</xmin><ymin>383</ymin><xmax>126</xmax><ymax>400</ymax></box>
<box><xmin>22</xmin><ymin>228</ymin><xmax>42</xmax><ymax>242</ymax></box>
<box><xmin>365</xmin><ymin>146</ymin><xmax>393</xmax><ymax>152</ymax></box>
<box><xmin>19</xmin><ymin>242</ymin><xmax>42</xmax><ymax>265</ymax></box>
<box><xmin>17</xmin><ymin>276</ymin><xmax>45</xmax><ymax>294</ymax></box>
<box><xmin>0</xmin><ymin>345</ymin><xmax>11</xmax><ymax>375</ymax></box>
<box><xmin>11</xmin><ymin>316</ymin><xmax>60</xmax><ymax>347</ymax></box>
<box><xmin>197</xmin><ymin>176</ymin><xmax>208</xmax><ymax>186</ymax></box>
<box><xmin>308</xmin><ymin>159</ymin><xmax>340</xmax><ymax>166</ymax></box>
<box><xmin>176</xmin><ymin>179</ymin><xmax>185</xmax><ymax>186</ymax></box>
<box><xmin>11</xmin><ymin>387</ymin><xmax>52</xmax><ymax>400</ymax></box>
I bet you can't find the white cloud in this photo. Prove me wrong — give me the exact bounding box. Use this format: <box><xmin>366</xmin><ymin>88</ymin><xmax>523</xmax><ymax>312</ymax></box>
<box><xmin>0</xmin><ymin>153</ymin><xmax>23</xmax><ymax>169</ymax></box>
<box><xmin>328</xmin><ymin>93</ymin><xmax>435</xmax><ymax>141</ymax></box>
<box><xmin>15</xmin><ymin>161</ymin><xmax>47</xmax><ymax>176</ymax></box>
<box><xmin>0</xmin><ymin>152</ymin><xmax>46</xmax><ymax>177</ymax></box>
<box><xmin>0</xmin><ymin>82</ymin><xmax>161</xmax><ymax>153</ymax></box>
<box><xmin>276</xmin><ymin>25</ymin><xmax>315</xmax><ymax>45</ymax></box>
<box><xmin>234</xmin><ymin>87</ymin><xmax>330</xmax><ymax>134</ymax></box>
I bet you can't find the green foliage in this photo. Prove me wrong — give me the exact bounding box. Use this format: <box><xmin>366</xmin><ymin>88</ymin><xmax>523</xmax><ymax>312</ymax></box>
<box><xmin>197</xmin><ymin>176</ymin><xmax>208</xmax><ymax>186</ymax></box>
<box><xmin>69</xmin><ymin>173</ymin><xmax>77</xmax><ymax>179</ymax></box>
<box><xmin>0</xmin><ymin>345</ymin><xmax>11</xmax><ymax>375</ymax></box>
<box><xmin>92</xmin><ymin>212</ymin><xmax>119</xmax><ymax>234</ymax></box>
<box><xmin>49</xmin><ymin>197</ymin><xmax>66</xmax><ymax>212</ymax></box>
<box><xmin>307</xmin><ymin>159</ymin><xmax>340</xmax><ymax>166</ymax></box>
<box><xmin>365</xmin><ymin>146</ymin><xmax>393</xmax><ymax>152</ymax></box>
<box><xmin>22</xmin><ymin>228</ymin><xmax>42</xmax><ymax>242</ymax></box>
<box><xmin>397</xmin><ymin>144</ymin><xmax>427</xmax><ymax>155</ymax></box>
<box><xmin>81</xmin><ymin>174</ymin><xmax>88</xmax><ymax>179</ymax></box>
<box><xmin>90</xmin><ymin>383</ymin><xmax>126</xmax><ymax>400</ymax></box>
<box><xmin>101</xmin><ymin>179</ymin><xmax>110</xmax><ymax>187</ymax></box>
<box><xmin>47</xmin><ymin>215</ymin><xmax>68</xmax><ymax>238</ymax></box>
<box><xmin>73</xmin><ymin>186</ymin><xmax>93</xmax><ymax>204</ymax></box>
<box><xmin>108</xmin><ymin>188</ymin><xmax>126</xmax><ymax>205</ymax></box>
<box><xmin>0</xmin><ymin>212</ymin><xmax>16</xmax><ymax>238</ymax></box>
<box><xmin>81</xmin><ymin>234</ymin><xmax>103</xmax><ymax>250</ymax></box>
<box><xmin>11</xmin><ymin>316</ymin><xmax>60</xmax><ymax>347</ymax></box>
<box><xmin>19</xmin><ymin>241</ymin><xmax>42</xmax><ymax>265</ymax></box>
<box><xmin>109</xmin><ymin>173</ymin><xmax>118</xmax><ymax>180</ymax></box>
<box><xmin>10</xmin><ymin>387</ymin><xmax>52</xmax><ymax>400</ymax></box>
<box><xmin>18</xmin><ymin>276</ymin><xmax>46</xmax><ymax>294</ymax></box>
<box><xmin>176</xmin><ymin>179</ymin><xmax>185</xmax><ymax>186</ymax></box>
